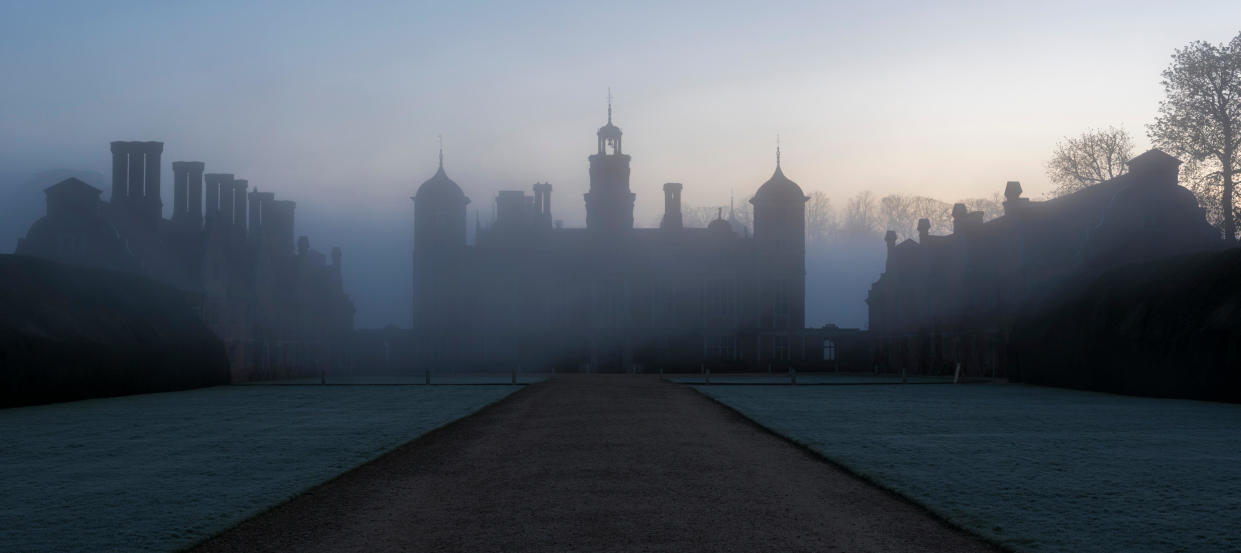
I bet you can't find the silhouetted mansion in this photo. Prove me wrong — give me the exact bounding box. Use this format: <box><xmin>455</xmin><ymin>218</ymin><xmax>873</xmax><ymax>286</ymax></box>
<box><xmin>866</xmin><ymin>149</ymin><xmax>1223</xmax><ymax>377</ymax></box>
<box><xmin>411</xmin><ymin>106</ymin><xmax>842</xmax><ymax>372</ymax></box>
<box><xmin>17</xmin><ymin>141</ymin><xmax>355</xmax><ymax>380</ymax></box>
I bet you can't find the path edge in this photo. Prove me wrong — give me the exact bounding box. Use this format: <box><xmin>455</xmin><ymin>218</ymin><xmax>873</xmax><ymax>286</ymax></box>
<box><xmin>178</xmin><ymin>383</ymin><xmax>538</xmax><ymax>552</ymax></box>
<box><xmin>687</xmin><ymin>384</ymin><xmax>1015</xmax><ymax>553</ymax></box>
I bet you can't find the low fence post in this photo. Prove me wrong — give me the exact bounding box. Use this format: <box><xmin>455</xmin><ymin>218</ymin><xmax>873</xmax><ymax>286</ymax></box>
<box><xmin>425</xmin><ymin>369</ymin><xmax>430</xmax><ymax>385</ymax></box>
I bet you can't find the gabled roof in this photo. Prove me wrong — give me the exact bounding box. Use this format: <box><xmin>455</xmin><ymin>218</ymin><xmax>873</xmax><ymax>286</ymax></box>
<box><xmin>1126</xmin><ymin>148</ymin><xmax>1181</xmax><ymax>173</ymax></box>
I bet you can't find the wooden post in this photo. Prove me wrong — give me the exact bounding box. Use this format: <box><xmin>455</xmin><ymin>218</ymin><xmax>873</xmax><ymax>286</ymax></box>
<box><xmin>704</xmin><ymin>364</ymin><xmax>710</xmax><ymax>385</ymax></box>
<box><xmin>425</xmin><ymin>369</ymin><xmax>430</xmax><ymax>385</ymax></box>
<box><xmin>953</xmin><ymin>362</ymin><xmax>961</xmax><ymax>384</ymax></box>
<box><xmin>790</xmin><ymin>365</ymin><xmax>796</xmax><ymax>385</ymax></box>
<box><xmin>512</xmin><ymin>365</ymin><xmax>518</xmax><ymax>385</ymax></box>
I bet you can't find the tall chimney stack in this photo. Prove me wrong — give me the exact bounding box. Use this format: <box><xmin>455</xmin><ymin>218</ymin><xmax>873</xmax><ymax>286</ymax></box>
<box><xmin>232</xmin><ymin>179</ymin><xmax>249</xmax><ymax>238</ymax></box>
<box><xmin>532</xmin><ymin>182</ymin><xmax>553</xmax><ymax>227</ymax></box>
<box><xmin>661</xmin><ymin>182</ymin><xmax>683</xmax><ymax>230</ymax></box>
<box><xmin>109</xmin><ymin>141</ymin><xmax>129</xmax><ymax>204</ymax></box>
<box><xmin>172</xmin><ymin>162</ymin><xmax>190</xmax><ymax>224</ymax></box>
<box><xmin>172</xmin><ymin>161</ymin><xmax>205</xmax><ymax>229</ymax></box>
<box><xmin>126</xmin><ymin>143</ymin><xmax>144</xmax><ymax>213</ymax></box>
<box><xmin>142</xmin><ymin>141</ymin><xmax>163</xmax><ymax>225</ymax></box>
<box><xmin>203</xmin><ymin>173</ymin><xmax>233</xmax><ymax>228</ymax></box>
<box><xmin>187</xmin><ymin>162</ymin><xmax>204</xmax><ymax>230</ymax></box>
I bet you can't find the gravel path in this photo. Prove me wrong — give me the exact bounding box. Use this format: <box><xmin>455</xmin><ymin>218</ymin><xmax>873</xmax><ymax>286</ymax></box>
<box><xmin>190</xmin><ymin>375</ymin><xmax>1002</xmax><ymax>553</ymax></box>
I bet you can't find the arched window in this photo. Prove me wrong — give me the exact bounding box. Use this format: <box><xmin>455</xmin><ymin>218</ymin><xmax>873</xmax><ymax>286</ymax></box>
<box><xmin>823</xmin><ymin>339</ymin><xmax>837</xmax><ymax>361</ymax></box>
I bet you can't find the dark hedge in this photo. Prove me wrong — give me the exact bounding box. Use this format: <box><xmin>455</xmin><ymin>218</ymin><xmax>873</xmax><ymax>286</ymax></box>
<box><xmin>1011</xmin><ymin>247</ymin><xmax>1241</xmax><ymax>402</ymax></box>
<box><xmin>0</xmin><ymin>255</ymin><xmax>229</xmax><ymax>407</ymax></box>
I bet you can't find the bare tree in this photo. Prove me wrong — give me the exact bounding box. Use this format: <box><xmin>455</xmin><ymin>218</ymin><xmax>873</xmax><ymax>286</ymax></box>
<box><xmin>876</xmin><ymin>192</ymin><xmax>1007</xmax><ymax>240</ymax></box>
<box><xmin>957</xmin><ymin>193</ymin><xmax>1005</xmax><ymax>222</ymax></box>
<box><xmin>731</xmin><ymin>199</ymin><xmax>753</xmax><ymax>234</ymax></box>
<box><xmin>878</xmin><ymin>194</ymin><xmax>916</xmax><ymax>240</ymax></box>
<box><xmin>876</xmin><ymin>194</ymin><xmax>953</xmax><ymax>241</ymax></box>
<box><xmin>913</xmin><ymin>196</ymin><xmax>954</xmax><ymax>234</ymax></box>
<box><xmin>1182</xmin><ymin>158</ymin><xmax>1241</xmax><ymax>238</ymax></box>
<box><xmin>673</xmin><ymin>204</ymin><xmax>719</xmax><ymax>228</ymax></box>
<box><xmin>841</xmin><ymin>191</ymin><xmax>880</xmax><ymax>238</ymax></box>
<box><xmin>1046</xmin><ymin>126</ymin><xmax>1134</xmax><ymax>197</ymax></box>
<box><xmin>805</xmin><ymin>191</ymin><xmax>836</xmax><ymax>243</ymax></box>
<box><xmin>1148</xmin><ymin>32</ymin><xmax>1241</xmax><ymax>241</ymax></box>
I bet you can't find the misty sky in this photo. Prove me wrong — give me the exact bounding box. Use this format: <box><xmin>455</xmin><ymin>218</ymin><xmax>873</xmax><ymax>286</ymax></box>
<box><xmin>3</xmin><ymin>1</ymin><xmax>1239</xmax><ymax>328</ymax></box>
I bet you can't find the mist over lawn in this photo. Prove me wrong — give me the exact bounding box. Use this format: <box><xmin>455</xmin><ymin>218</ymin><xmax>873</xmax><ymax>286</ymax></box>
<box><xmin>699</xmin><ymin>383</ymin><xmax>1241</xmax><ymax>553</ymax></box>
<box><xmin>0</xmin><ymin>385</ymin><xmax>519</xmax><ymax>553</ymax></box>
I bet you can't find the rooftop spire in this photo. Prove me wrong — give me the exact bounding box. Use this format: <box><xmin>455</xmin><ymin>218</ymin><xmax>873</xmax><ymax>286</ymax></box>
<box><xmin>776</xmin><ymin>134</ymin><xmax>781</xmax><ymax>168</ymax></box>
<box><xmin>438</xmin><ymin>134</ymin><xmax>444</xmax><ymax>170</ymax></box>
<box><xmin>607</xmin><ymin>88</ymin><xmax>613</xmax><ymax>125</ymax></box>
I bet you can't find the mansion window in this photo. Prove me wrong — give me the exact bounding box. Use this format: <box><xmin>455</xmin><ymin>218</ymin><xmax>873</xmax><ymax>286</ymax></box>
<box><xmin>823</xmin><ymin>339</ymin><xmax>837</xmax><ymax>361</ymax></box>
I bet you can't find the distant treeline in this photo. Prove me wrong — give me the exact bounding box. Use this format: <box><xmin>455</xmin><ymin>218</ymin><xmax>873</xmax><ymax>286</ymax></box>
<box><xmin>673</xmin><ymin>190</ymin><xmax>1005</xmax><ymax>244</ymax></box>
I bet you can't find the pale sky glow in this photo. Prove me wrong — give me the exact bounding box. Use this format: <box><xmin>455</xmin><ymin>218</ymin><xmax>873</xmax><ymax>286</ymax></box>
<box><xmin>3</xmin><ymin>1</ymin><xmax>1239</xmax><ymax>326</ymax></box>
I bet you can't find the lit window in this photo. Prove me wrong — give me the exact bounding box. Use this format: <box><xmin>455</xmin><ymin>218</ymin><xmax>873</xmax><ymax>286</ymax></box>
<box><xmin>823</xmin><ymin>339</ymin><xmax>836</xmax><ymax>361</ymax></box>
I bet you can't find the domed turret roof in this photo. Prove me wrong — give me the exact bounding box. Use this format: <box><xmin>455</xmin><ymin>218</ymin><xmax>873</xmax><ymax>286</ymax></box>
<box><xmin>597</xmin><ymin>120</ymin><xmax>622</xmax><ymax>140</ymax></box>
<box><xmin>414</xmin><ymin>165</ymin><xmax>468</xmax><ymax>204</ymax></box>
<box><xmin>598</xmin><ymin>91</ymin><xmax>622</xmax><ymax>140</ymax></box>
<box><xmin>752</xmin><ymin>165</ymin><xmax>807</xmax><ymax>204</ymax></box>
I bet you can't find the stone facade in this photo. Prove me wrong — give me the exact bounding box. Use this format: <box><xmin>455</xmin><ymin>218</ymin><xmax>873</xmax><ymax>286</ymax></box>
<box><xmin>866</xmin><ymin>149</ymin><xmax>1223</xmax><ymax>377</ymax></box>
<box><xmin>16</xmin><ymin>141</ymin><xmax>355</xmax><ymax>381</ymax></box>
<box><xmin>410</xmin><ymin>110</ymin><xmax>828</xmax><ymax>372</ymax></box>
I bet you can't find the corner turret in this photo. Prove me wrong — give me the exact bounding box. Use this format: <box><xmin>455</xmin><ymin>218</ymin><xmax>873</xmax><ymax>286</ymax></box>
<box><xmin>750</xmin><ymin>146</ymin><xmax>808</xmax><ymax>252</ymax></box>
<box><xmin>412</xmin><ymin>149</ymin><xmax>470</xmax><ymax>254</ymax></box>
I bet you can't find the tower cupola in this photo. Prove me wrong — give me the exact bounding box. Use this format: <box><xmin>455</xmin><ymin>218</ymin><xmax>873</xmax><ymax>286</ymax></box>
<box><xmin>597</xmin><ymin>92</ymin><xmax>623</xmax><ymax>156</ymax></box>
<box><xmin>585</xmin><ymin>90</ymin><xmax>635</xmax><ymax>234</ymax></box>
<box><xmin>413</xmin><ymin>145</ymin><xmax>470</xmax><ymax>253</ymax></box>
<box><xmin>751</xmin><ymin>141</ymin><xmax>808</xmax><ymax>251</ymax></box>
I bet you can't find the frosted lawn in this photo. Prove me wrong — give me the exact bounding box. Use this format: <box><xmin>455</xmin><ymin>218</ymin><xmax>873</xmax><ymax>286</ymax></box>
<box><xmin>698</xmin><ymin>384</ymin><xmax>1241</xmax><ymax>553</ymax></box>
<box><xmin>0</xmin><ymin>385</ymin><xmax>519</xmax><ymax>553</ymax></box>
<box><xmin>671</xmin><ymin>373</ymin><xmax>954</xmax><ymax>385</ymax></box>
